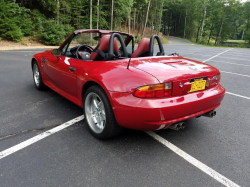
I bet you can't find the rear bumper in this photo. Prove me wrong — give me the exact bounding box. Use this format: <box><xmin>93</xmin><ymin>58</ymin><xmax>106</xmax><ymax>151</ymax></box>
<box><xmin>109</xmin><ymin>84</ymin><xmax>225</xmax><ymax>130</ymax></box>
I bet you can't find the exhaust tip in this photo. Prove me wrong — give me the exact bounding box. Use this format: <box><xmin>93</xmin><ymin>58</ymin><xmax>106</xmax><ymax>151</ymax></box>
<box><xmin>180</xmin><ymin>122</ymin><xmax>186</xmax><ymax>129</ymax></box>
<box><xmin>202</xmin><ymin>110</ymin><xmax>216</xmax><ymax>118</ymax></box>
<box><xmin>169</xmin><ymin>122</ymin><xmax>185</xmax><ymax>131</ymax></box>
<box><xmin>213</xmin><ymin>111</ymin><xmax>216</xmax><ymax>117</ymax></box>
<box><xmin>176</xmin><ymin>124</ymin><xmax>181</xmax><ymax>131</ymax></box>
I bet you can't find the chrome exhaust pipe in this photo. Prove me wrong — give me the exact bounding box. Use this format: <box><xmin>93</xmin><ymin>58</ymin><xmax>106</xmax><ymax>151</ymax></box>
<box><xmin>180</xmin><ymin>122</ymin><xmax>186</xmax><ymax>129</ymax></box>
<box><xmin>202</xmin><ymin>110</ymin><xmax>216</xmax><ymax>118</ymax></box>
<box><xmin>169</xmin><ymin>123</ymin><xmax>181</xmax><ymax>131</ymax></box>
<box><xmin>169</xmin><ymin>122</ymin><xmax>186</xmax><ymax>131</ymax></box>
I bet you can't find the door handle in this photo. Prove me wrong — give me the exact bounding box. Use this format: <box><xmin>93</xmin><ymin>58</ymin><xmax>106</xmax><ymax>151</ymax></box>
<box><xmin>69</xmin><ymin>67</ymin><xmax>76</xmax><ymax>72</ymax></box>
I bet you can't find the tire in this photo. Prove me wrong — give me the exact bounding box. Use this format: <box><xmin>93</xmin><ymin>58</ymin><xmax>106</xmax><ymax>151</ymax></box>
<box><xmin>32</xmin><ymin>61</ymin><xmax>45</xmax><ymax>90</ymax></box>
<box><xmin>83</xmin><ymin>85</ymin><xmax>122</xmax><ymax>139</ymax></box>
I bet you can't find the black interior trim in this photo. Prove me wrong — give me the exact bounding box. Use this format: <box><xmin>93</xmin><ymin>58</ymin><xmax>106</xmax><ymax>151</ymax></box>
<box><xmin>108</xmin><ymin>33</ymin><xmax>128</xmax><ymax>58</ymax></box>
<box><xmin>149</xmin><ymin>35</ymin><xmax>165</xmax><ymax>56</ymax></box>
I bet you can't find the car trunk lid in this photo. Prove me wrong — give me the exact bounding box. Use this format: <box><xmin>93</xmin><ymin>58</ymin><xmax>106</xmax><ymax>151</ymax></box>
<box><xmin>130</xmin><ymin>56</ymin><xmax>220</xmax><ymax>96</ymax></box>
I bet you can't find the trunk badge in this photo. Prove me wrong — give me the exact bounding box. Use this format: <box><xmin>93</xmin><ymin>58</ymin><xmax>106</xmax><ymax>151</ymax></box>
<box><xmin>179</xmin><ymin>82</ymin><xmax>183</xmax><ymax>88</ymax></box>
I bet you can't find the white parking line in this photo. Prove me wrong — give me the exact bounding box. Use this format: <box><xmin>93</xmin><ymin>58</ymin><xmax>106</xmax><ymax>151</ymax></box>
<box><xmin>202</xmin><ymin>49</ymin><xmax>250</xmax><ymax>100</ymax></box>
<box><xmin>0</xmin><ymin>115</ymin><xmax>84</xmax><ymax>159</ymax></box>
<box><xmin>219</xmin><ymin>53</ymin><xmax>250</xmax><ymax>58</ymax></box>
<box><xmin>145</xmin><ymin>131</ymin><xmax>240</xmax><ymax>187</ymax></box>
<box><xmin>203</xmin><ymin>49</ymin><xmax>233</xmax><ymax>62</ymax></box>
<box><xmin>0</xmin><ymin>114</ymin><xmax>243</xmax><ymax>187</ymax></box>
<box><xmin>209</xmin><ymin>60</ymin><xmax>250</xmax><ymax>67</ymax></box>
<box><xmin>0</xmin><ymin>100</ymin><xmax>247</xmax><ymax>187</ymax></box>
<box><xmin>214</xmin><ymin>56</ymin><xmax>250</xmax><ymax>62</ymax></box>
<box><xmin>226</xmin><ymin>92</ymin><xmax>250</xmax><ymax>100</ymax></box>
<box><xmin>221</xmin><ymin>71</ymin><xmax>250</xmax><ymax>78</ymax></box>
<box><xmin>184</xmin><ymin>52</ymin><xmax>228</xmax><ymax>56</ymax></box>
<box><xmin>0</xmin><ymin>46</ymin><xmax>247</xmax><ymax>186</ymax></box>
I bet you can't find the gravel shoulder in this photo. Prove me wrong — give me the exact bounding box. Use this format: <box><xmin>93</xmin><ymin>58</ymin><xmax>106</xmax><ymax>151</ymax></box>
<box><xmin>0</xmin><ymin>37</ymin><xmax>59</xmax><ymax>51</ymax></box>
<box><xmin>167</xmin><ymin>36</ymin><xmax>194</xmax><ymax>45</ymax></box>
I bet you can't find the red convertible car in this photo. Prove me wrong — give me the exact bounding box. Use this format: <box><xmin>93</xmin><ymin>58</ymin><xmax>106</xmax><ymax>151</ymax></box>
<box><xmin>31</xmin><ymin>29</ymin><xmax>225</xmax><ymax>139</ymax></box>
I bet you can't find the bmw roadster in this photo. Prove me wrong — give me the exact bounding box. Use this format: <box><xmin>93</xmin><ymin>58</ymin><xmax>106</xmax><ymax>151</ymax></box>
<box><xmin>31</xmin><ymin>29</ymin><xmax>225</xmax><ymax>139</ymax></box>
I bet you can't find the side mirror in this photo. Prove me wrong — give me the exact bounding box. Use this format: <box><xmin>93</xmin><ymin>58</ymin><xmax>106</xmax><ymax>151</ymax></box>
<box><xmin>52</xmin><ymin>49</ymin><xmax>61</xmax><ymax>56</ymax></box>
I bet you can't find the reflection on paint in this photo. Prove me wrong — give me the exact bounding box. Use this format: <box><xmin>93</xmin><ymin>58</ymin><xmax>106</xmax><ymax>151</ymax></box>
<box><xmin>64</xmin><ymin>57</ymin><xmax>70</xmax><ymax>65</ymax></box>
<box><xmin>197</xmin><ymin>92</ymin><xmax>204</xmax><ymax>98</ymax></box>
<box><xmin>176</xmin><ymin>97</ymin><xmax>185</xmax><ymax>102</ymax></box>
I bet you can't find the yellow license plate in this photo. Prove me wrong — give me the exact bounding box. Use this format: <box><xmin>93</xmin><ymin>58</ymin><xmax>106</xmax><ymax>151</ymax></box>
<box><xmin>189</xmin><ymin>79</ymin><xmax>206</xmax><ymax>93</ymax></box>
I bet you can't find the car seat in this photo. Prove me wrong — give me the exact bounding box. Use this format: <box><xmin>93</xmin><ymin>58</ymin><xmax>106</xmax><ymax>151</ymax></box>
<box><xmin>90</xmin><ymin>35</ymin><xmax>119</xmax><ymax>61</ymax></box>
<box><xmin>131</xmin><ymin>38</ymin><xmax>150</xmax><ymax>58</ymax></box>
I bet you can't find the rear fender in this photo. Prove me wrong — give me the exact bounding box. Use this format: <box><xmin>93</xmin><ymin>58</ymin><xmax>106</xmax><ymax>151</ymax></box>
<box><xmin>76</xmin><ymin>61</ymin><xmax>159</xmax><ymax>107</ymax></box>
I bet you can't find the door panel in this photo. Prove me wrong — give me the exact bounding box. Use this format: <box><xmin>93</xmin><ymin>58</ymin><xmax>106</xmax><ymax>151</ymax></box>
<box><xmin>43</xmin><ymin>55</ymin><xmax>80</xmax><ymax>97</ymax></box>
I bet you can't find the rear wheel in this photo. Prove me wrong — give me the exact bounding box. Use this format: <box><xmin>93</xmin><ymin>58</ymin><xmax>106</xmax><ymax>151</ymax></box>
<box><xmin>33</xmin><ymin>61</ymin><xmax>45</xmax><ymax>90</ymax></box>
<box><xmin>84</xmin><ymin>85</ymin><xmax>122</xmax><ymax>139</ymax></box>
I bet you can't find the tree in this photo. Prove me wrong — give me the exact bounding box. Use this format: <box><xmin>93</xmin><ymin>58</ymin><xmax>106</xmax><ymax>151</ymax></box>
<box><xmin>56</xmin><ymin>0</ymin><xmax>59</xmax><ymax>24</ymax></box>
<box><xmin>142</xmin><ymin>0</ymin><xmax>151</xmax><ymax>36</ymax></box>
<box><xmin>244</xmin><ymin>1</ymin><xmax>250</xmax><ymax>43</ymax></box>
<box><xmin>0</xmin><ymin>0</ymin><xmax>249</xmax><ymax>47</ymax></box>
<box><xmin>111</xmin><ymin>0</ymin><xmax>114</xmax><ymax>30</ymax></box>
<box><xmin>97</xmin><ymin>0</ymin><xmax>99</xmax><ymax>29</ymax></box>
<box><xmin>90</xmin><ymin>0</ymin><xmax>92</xmax><ymax>44</ymax></box>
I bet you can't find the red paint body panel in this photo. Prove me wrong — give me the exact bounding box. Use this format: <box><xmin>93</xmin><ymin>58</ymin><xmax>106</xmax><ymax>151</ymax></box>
<box><xmin>130</xmin><ymin>56</ymin><xmax>219</xmax><ymax>82</ymax></box>
<box><xmin>110</xmin><ymin>84</ymin><xmax>225</xmax><ymax>130</ymax></box>
<box><xmin>31</xmin><ymin>31</ymin><xmax>226</xmax><ymax>131</ymax></box>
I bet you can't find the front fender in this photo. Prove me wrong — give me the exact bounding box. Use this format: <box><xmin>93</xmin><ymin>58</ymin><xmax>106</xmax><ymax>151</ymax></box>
<box><xmin>31</xmin><ymin>53</ymin><xmax>43</xmax><ymax>69</ymax></box>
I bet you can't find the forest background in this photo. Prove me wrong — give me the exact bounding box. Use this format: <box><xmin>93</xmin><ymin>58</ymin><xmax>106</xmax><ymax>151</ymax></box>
<box><xmin>0</xmin><ymin>0</ymin><xmax>250</xmax><ymax>47</ymax></box>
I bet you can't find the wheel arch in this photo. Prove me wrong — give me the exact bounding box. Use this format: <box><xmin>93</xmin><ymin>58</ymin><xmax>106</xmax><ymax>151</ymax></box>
<box><xmin>81</xmin><ymin>81</ymin><xmax>99</xmax><ymax>98</ymax></box>
<box><xmin>31</xmin><ymin>58</ymin><xmax>37</xmax><ymax>70</ymax></box>
<box><xmin>31</xmin><ymin>53</ymin><xmax>42</xmax><ymax>70</ymax></box>
<box><xmin>81</xmin><ymin>80</ymin><xmax>116</xmax><ymax>108</ymax></box>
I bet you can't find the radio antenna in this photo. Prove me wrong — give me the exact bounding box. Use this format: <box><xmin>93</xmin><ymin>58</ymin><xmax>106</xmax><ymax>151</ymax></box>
<box><xmin>127</xmin><ymin>36</ymin><xmax>134</xmax><ymax>69</ymax></box>
<box><xmin>127</xmin><ymin>57</ymin><xmax>132</xmax><ymax>69</ymax></box>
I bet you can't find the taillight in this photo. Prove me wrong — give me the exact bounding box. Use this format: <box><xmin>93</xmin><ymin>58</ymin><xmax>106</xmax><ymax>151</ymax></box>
<box><xmin>216</xmin><ymin>73</ymin><xmax>221</xmax><ymax>83</ymax></box>
<box><xmin>207</xmin><ymin>73</ymin><xmax>221</xmax><ymax>87</ymax></box>
<box><xmin>205</xmin><ymin>79</ymin><xmax>210</xmax><ymax>87</ymax></box>
<box><xmin>133</xmin><ymin>82</ymin><xmax>172</xmax><ymax>98</ymax></box>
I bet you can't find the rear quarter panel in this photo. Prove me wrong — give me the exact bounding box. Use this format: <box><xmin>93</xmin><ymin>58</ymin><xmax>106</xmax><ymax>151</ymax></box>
<box><xmin>76</xmin><ymin>59</ymin><xmax>160</xmax><ymax>106</ymax></box>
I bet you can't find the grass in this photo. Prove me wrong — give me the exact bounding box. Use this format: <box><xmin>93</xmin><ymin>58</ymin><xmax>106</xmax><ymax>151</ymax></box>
<box><xmin>176</xmin><ymin>37</ymin><xmax>249</xmax><ymax>48</ymax></box>
<box><xmin>226</xmin><ymin>39</ymin><xmax>246</xmax><ymax>43</ymax></box>
<box><xmin>175</xmin><ymin>36</ymin><xmax>193</xmax><ymax>43</ymax></box>
<box><xmin>161</xmin><ymin>36</ymin><xmax>168</xmax><ymax>44</ymax></box>
<box><xmin>20</xmin><ymin>40</ymin><xmax>27</xmax><ymax>45</ymax></box>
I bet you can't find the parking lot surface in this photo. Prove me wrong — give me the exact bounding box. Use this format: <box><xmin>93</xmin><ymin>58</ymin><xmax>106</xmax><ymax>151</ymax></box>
<box><xmin>0</xmin><ymin>38</ymin><xmax>249</xmax><ymax>187</ymax></box>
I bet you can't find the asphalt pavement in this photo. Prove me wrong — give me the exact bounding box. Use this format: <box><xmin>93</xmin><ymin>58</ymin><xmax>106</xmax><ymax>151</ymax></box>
<box><xmin>0</xmin><ymin>38</ymin><xmax>250</xmax><ymax>187</ymax></box>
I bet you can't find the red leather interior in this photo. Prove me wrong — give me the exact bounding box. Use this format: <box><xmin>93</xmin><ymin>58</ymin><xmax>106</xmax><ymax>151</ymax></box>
<box><xmin>131</xmin><ymin>38</ymin><xmax>150</xmax><ymax>58</ymax></box>
<box><xmin>90</xmin><ymin>35</ymin><xmax>119</xmax><ymax>61</ymax></box>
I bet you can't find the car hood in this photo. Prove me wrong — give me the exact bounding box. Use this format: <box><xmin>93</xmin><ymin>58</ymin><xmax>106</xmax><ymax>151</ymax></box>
<box><xmin>129</xmin><ymin>56</ymin><xmax>220</xmax><ymax>83</ymax></box>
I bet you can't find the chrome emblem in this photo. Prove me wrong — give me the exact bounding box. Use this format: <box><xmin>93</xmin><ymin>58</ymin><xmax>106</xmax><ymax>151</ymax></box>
<box><xmin>179</xmin><ymin>82</ymin><xmax>183</xmax><ymax>88</ymax></box>
<box><xmin>189</xmin><ymin>66</ymin><xmax>197</xmax><ymax>71</ymax></box>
